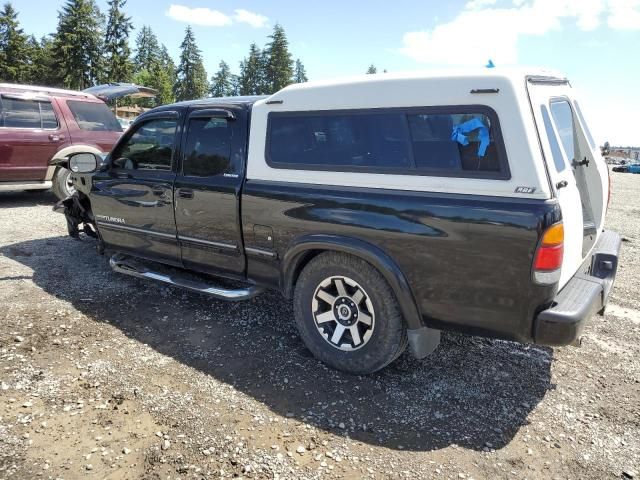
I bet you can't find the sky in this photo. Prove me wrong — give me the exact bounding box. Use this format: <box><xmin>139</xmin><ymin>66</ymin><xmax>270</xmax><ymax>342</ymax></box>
<box><xmin>9</xmin><ymin>0</ymin><xmax>640</xmax><ymax>146</ymax></box>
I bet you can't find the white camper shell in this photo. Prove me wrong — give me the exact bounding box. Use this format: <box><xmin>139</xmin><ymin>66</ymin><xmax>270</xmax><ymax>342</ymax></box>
<box><xmin>248</xmin><ymin>68</ymin><xmax>610</xmax><ymax>289</ymax></box>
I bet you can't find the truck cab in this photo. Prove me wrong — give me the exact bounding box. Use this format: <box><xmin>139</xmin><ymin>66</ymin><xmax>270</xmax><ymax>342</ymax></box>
<box><xmin>59</xmin><ymin>69</ymin><xmax>621</xmax><ymax>375</ymax></box>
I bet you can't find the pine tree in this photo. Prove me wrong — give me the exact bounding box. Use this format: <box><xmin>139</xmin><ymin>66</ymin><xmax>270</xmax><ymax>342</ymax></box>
<box><xmin>51</xmin><ymin>0</ymin><xmax>105</xmax><ymax>90</ymax></box>
<box><xmin>26</xmin><ymin>36</ymin><xmax>58</xmax><ymax>86</ymax></box>
<box><xmin>366</xmin><ymin>64</ymin><xmax>377</xmax><ymax>74</ymax></box>
<box><xmin>238</xmin><ymin>43</ymin><xmax>264</xmax><ymax>96</ymax></box>
<box><xmin>104</xmin><ymin>0</ymin><xmax>133</xmax><ymax>83</ymax></box>
<box><xmin>0</xmin><ymin>2</ymin><xmax>30</xmax><ymax>82</ymax></box>
<box><xmin>133</xmin><ymin>25</ymin><xmax>160</xmax><ymax>73</ymax></box>
<box><xmin>293</xmin><ymin>58</ymin><xmax>307</xmax><ymax>83</ymax></box>
<box><xmin>174</xmin><ymin>26</ymin><xmax>208</xmax><ymax>101</ymax></box>
<box><xmin>210</xmin><ymin>60</ymin><xmax>235</xmax><ymax>97</ymax></box>
<box><xmin>264</xmin><ymin>24</ymin><xmax>293</xmax><ymax>93</ymax></box>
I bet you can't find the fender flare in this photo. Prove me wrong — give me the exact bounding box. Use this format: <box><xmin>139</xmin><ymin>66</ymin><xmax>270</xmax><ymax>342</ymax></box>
<box><xmin>49</xmin><ymin>145</ymin><xmax>104</xmax><ymax>169</ymax></box>
<box><xmin>282</xmin><ymin>234</ymin><xmax>424</xmax><ymax>330</ymax></box>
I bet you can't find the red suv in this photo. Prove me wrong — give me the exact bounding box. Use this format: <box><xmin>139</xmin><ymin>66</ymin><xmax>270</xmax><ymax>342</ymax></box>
<box><xmin>0</xmin><ymin>83</ymin><xmax>154</xmax><ymax>199</ymax></box>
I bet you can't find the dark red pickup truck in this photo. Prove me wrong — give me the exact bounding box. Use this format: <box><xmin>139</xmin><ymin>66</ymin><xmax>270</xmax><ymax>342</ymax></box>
<box><xmin>0</xmin><ymin>83</ymin><xmax>155</xmax><ymax>199</ymax></box>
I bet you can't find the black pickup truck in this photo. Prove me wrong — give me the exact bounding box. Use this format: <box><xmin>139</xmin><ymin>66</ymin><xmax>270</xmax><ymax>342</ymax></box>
<box><xmin>57</xmin><ymin>70</ymin><xmax>621</xmax><ymax>374</ymax></box>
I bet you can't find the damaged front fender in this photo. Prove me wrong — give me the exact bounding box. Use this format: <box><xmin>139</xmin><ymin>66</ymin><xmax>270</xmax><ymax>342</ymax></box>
<box><xmin>53</xmin><ymin>193</ymin><xmax>100</xmax><ymax>244</ymax></box>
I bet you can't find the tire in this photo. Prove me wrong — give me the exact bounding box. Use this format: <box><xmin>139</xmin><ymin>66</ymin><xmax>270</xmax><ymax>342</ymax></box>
<box><xmin>293</xmin><ymin>252</ymin><xmax>407</xmax><ymax>375</ymax></box>
<box><xmin>51</xmin><ymin>167</ymin><xmax>75</xmax><ymax>200</ymax></box>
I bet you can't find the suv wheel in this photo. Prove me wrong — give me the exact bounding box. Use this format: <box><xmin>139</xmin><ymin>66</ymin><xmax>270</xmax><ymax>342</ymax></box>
<box><xmin>293</xmin><ymin>252</ymin><xmax>407</xmax><ymax>374</ymax></box>
<box><xmin>52</xmin><ymin>167</ymin><xmax>75</xmax><ymax>200</ymax></box>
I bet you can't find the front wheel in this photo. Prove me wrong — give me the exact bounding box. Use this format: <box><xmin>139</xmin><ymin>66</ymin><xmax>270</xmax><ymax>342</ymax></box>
<box><xmin>52</xmin><ymin>167</ymin><xmax>75</xmax><ymax>200</ymax></box>
<box><xmin>293</xmin><ymin>252</ymin><xmax>407</xmax><ymax>374</ymax></box>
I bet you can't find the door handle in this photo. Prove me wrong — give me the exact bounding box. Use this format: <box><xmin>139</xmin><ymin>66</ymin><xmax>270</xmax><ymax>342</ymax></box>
<box><xmin>48</xmin><ymin>134</ymin><xmax>65</xmax><ymax>142</ymax></box>
<box><xmin>571</xmin><ymin>157</ymin><xmax>590</xmax><ymax>168</ymax></box>
<box><xmin>178</xmin><ymin>188</ymin><xmax>194</xmax><ymax>199</ymax></box>
<box><xmin>152</xmin><ymin>187</ymin><xmax>166</xmax><ymax>196</ymax></box>
<box><xmin>556</xmin><ymin>180</ymin><xmax>568</xmax><ymax>190</ymax></box>
<box><xmin>114</xmin><ymin>172</ymin><xmax>131</xmax><ymax>179</ymax></box>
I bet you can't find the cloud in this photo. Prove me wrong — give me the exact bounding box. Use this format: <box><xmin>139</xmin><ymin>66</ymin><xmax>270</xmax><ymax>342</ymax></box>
<box><xmin>166</xmin><ymin>5</ymin><xmax>269</xmax><ymax>28</ymax></box>
<box><xmin>166</xmin><ymin>5</ymin><xmax>232</xmax><ymax>26</ymax></box>
<box><xmin>234</xmin><ymin>9</ymin><xmax>269</xmax><ymax>28</ymax></box>
<box><xmin>608</xmin><ymin>0</ymin><xmax>640</xmax><ymax>29</ymax></box>
<box><xmin>398</xmin><ymin>0</ymin><xmax>640</xmax><ymax>66</ymax></box>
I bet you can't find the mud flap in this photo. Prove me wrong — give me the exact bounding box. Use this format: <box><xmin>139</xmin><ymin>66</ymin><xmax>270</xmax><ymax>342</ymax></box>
<box><xmin>53</xmin><ymin>194</ymin><xmax>98</xmax><ymax>240</ymax></box>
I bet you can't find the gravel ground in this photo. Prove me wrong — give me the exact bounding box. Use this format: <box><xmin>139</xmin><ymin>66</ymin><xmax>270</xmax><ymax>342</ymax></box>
<box><xmin>0</xmin><ymin>172</ymin><xmax>638</xmax><ymax>480</ymax></box>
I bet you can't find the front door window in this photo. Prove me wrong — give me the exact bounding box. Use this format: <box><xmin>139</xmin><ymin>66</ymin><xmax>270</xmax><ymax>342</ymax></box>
<box><xmin>112</xmin><ymin>118</ymin><xmax>177</xmax><ymax>171</ymax></box>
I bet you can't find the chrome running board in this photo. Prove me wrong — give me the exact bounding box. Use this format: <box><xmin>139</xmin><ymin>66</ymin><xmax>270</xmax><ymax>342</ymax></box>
<box><xmin>109</xmin><ymin>254</ymin><xmax>264</xmax><ymax>301</ymax></box>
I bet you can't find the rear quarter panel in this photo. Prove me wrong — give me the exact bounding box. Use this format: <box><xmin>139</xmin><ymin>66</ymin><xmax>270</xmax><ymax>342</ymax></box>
<box><xmin>242</xmin><ymin>181</ymin><xmax>561</xmax><ymax>342</ymax></box>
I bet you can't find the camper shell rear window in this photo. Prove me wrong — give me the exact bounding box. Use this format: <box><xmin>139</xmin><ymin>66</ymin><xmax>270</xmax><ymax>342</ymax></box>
<box><xmin>266</xmin><ymin>105</ymin><xmax>510</xmax><ymax>180</ymax></box>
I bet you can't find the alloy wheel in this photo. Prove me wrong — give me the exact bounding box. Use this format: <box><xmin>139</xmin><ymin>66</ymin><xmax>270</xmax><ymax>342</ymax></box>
<box><xmin>311</xmin><ymin>276</ymin><xmax>375</xmax><ymax>351</ymax></box>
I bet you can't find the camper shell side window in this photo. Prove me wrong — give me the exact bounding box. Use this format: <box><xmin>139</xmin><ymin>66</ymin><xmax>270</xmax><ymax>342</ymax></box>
<box><xmin>265</xmin><ymin>105</ymin><xmax>511</xmax><ymax>180</ymax></box>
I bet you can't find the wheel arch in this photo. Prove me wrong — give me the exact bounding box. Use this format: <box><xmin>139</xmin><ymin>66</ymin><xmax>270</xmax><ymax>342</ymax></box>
<box><xmin>282</xmin><ymin>234</ymin><xmax>424</xmax><ymax>330</ymax></box>
<box><xmin>49</xmin><ymin>144</ymin><xmax>104</xmax><ymax>169</ymax></box>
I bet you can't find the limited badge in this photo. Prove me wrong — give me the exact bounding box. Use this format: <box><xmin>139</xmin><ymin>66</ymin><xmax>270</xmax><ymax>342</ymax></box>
<box><xmin>515</xmin><ymin>186</ymin><xmax>536</xmax><ymax>194</ymax></box>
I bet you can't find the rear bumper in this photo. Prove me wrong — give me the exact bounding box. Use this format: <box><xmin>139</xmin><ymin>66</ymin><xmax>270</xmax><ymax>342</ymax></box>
<box><xmin>533</xmin><ymin>230</ymin><xmax>621</xmax><ymax>346</ymax></box>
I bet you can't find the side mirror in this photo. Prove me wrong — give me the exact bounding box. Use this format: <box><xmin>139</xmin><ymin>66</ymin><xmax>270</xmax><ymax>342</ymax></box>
<box><xmin>68</xmin><ymin>152</ymin><xmax>99</xmax><ymax>173</ymax></box>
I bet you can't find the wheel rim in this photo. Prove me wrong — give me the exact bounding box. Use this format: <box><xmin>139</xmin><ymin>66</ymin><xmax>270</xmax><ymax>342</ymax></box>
<box><xmin>312</xmin><ymin>276</ymin><xmax>375</xmax><ymax>351</ymax></box>
<box><xmin>63</xmin><ymin>170</ymin><xmax>75</xmax><ymax>196</ymax></box>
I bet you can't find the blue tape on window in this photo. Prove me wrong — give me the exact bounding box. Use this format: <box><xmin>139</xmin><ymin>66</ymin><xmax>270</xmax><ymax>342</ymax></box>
<box><xmin>451</xmin><ymin>118</ymin><xmax>490</xmax><ymax>157</ymax></box>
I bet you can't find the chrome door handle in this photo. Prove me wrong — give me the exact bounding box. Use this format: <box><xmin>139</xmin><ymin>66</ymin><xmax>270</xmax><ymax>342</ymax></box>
<box><xmin>48</xmin><ymin>134</ymin><xmax>64</xmax><ymax>142</ymax></box>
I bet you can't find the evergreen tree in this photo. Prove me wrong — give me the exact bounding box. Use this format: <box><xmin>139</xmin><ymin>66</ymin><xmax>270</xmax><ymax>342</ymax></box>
<box><xmin>366</xmin><ymin>64</ymin><xmax>377</xmax><ymax>74</ymax></box>
<box><xmin>25</xmin><ymin>36</ymin><xmax>58</xmax><ymax>86</ymax></box>
<box><xmin>210</xmin><ymin>60</ymin><xmax>235</xmax><ymax>97</ymax></box>
<box><xmin>293</xmin><ymin>58</ymin><xmax>307</xmax><ymax>83</ymax></box>
<box><xmin>264</xmin><ymin>24</ymin><xmax>293</xmax><ymax>93</ymax></box>
<box><xmin>0</xmin><ymin>2</ymin><xmax>30</xmax><ymax>82</ymax></box>
<box><xmin>173</xmin><ymin>26</ymin><xmax>208</xmax><ymax>101</ymax></box>
<box><xmin>51</xmin><ymin>0</ymin><xmax>105</xmax><ymax>89</ymax></box>
<box><xmin>104</xmin><ymin>0</ymin><xmax>133</xmax><ymax>82</ymax></box>
<box><xmin>133</xmin><ymin>25</ymin><xmax>160</xmax><ymax>73</ymax></box>
<box><xmin>238</xmin><ymin>43</ymin><xmax>264</xmax><ymax>95</ymax></box>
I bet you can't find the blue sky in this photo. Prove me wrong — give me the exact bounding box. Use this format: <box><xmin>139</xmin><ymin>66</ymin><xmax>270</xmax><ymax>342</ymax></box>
<box><xmin>10</xmin><ymin>0</ymin><xmax>640</xmax><ymax>145</ymax></box>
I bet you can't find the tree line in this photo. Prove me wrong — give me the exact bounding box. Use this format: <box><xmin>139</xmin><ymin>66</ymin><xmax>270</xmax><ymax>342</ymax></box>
<box><xmin>0</xmin><ymin>0</ymin><xmax>309</xmax><ymax>104</ymax></box>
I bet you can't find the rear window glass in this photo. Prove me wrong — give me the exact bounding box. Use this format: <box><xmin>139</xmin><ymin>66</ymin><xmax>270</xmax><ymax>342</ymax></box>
<box><xmin>267</xmin><ymin>108</ymin><xmax>507</xmax><ymax>178</ymax></box>
<box><xmin>1</xmin><ymin>97</ymin><xmax>58</xmax><ymax>129</ymax></box>
<box><xmin>183</xmin><ymin>117</ymin><xmax>234</xmax><ymax>177</ymax></box>
<box><xmin>541</xmin><ymin>105</ymin><xmax>566</xmax><ymax>172</ymax></box>
<box><xmin>549</xmin><ymin>100</ymin><xmax>576</xmax><ymax>163</ymax></box>
<box><xmin>67</xmin><ymin>100</ymin><xmax>122</xmax><ymax>132</ymax></box>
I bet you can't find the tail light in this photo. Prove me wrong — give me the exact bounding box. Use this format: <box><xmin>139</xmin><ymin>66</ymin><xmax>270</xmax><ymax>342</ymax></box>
<box><xmin>533</xmin><ymin>223</ymin><xmax>564</xmax><ymax>284</ymax></box>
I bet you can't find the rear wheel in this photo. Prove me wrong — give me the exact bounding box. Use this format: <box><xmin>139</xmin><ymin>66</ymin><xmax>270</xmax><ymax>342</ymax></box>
<box><xmin>52</xmin><ymin>167</ymin><xmax>75</xmax><ymax>200</ymax></box>
<box><xmin>293</xmin><ymin>252</ymin><xmax>407</xmax><ymax>374</ymax></box>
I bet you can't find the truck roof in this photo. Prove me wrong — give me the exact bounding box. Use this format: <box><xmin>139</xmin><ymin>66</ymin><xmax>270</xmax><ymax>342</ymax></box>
<box><xmin>160</xmin><ymin>95</ymin><xmax>268</xmax><ymax>110</ymax></box>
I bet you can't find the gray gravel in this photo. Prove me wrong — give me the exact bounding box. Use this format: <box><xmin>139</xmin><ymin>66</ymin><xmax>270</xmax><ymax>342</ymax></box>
<box><xmin>0</xmin><ymin>171</ymin><xmax>638</xmax><ymax>479</ymax></box>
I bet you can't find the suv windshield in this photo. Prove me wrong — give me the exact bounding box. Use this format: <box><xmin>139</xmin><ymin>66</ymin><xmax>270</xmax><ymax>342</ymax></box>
<box><xmin>67</xmin><ymin>100</ymin><xmax>122</xmax><ymax>132</ymax></box>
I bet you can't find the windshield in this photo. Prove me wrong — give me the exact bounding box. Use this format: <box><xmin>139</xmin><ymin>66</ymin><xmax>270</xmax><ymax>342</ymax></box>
<box><xmin>67</xmin><ymin>100</ymin><xmax>122</xmax><ymax>132</ymax></box>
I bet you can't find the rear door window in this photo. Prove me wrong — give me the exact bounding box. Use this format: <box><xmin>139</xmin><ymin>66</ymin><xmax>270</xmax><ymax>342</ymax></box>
<box><xmin>67</xmin><ymin>100</ymin><xmax>122</xmax><ymax>132</ymax></box>
<box><xmin>0</xmin><ymin>97</ymin><xmax>57</xmax><ymax>129</ymax></box>
<box><xmin>182</xmin><ymin>117</ymin><xmax>234</xmax><ymax>177</ymax></box>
